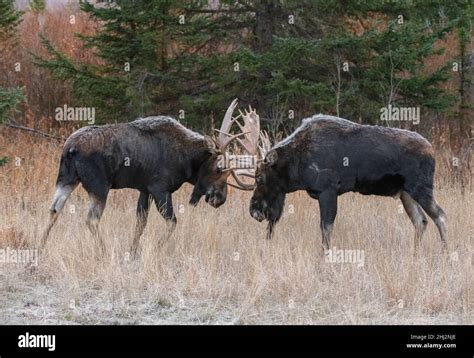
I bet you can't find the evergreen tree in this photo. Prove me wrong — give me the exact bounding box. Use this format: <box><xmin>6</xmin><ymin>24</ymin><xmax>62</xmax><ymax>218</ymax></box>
<box><xmin>34</xmin><ymin>0</ymin><xmax>238</xmax><ymax>126</ymax></box>
<box><xmin>168</xmin><ymin>0</ymin><xmax>464</xmax><ymax>133</ymax></box>
<box><xmin>0</xmin><ymin>0</ymin><xmax>22</xmax><ymax>40</ymax></box>
<box><xmin>0</xmin><ymin>86</ymin><xmax>24</xmax><ymax>123</ymax></box>
<box><xmin>197</xmin><ymin>0</ymin><xmax>460</xmax><ymax>131</ymax></box>
<box><xmin>0</xmin><ymin>0</ymin><xmax>24</xmax><ymax>125</ymax></box>
<box><xmin>34</xmin><ymin>0</ymin><xmax>469</xmax><ymax>135</ymax></box>
<box><xmin>29</xmin><ymin>0</ymin><xmax>45</xmax><ymax>14</ymax></box>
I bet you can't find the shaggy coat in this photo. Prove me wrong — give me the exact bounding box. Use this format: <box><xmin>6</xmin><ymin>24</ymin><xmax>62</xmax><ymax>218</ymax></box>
<box><xmin>250</xmin><ymin>115</ymin><xmax>447</xmax><ymax>251</ymax></box>
<box><xmin>42</xmin><ymin>116</ymin><xmax>230</xmax><ymax>256</ymax></box>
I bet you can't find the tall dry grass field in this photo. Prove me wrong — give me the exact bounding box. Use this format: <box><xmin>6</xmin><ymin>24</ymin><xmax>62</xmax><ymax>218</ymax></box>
<box><xmin>1</xmin><ymin>128</ymin><xmax>473</xmax><ymax>324</ymax></box>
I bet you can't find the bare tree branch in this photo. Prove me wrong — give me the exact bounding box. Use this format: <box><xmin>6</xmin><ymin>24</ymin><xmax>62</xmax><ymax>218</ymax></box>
<box><xmin>2</xmin><ymin>122</ymin><xmax>64</xmax><ymax>141</ymax></box>
<box><xmin>185</xmin><ymin>9</ymin><xmax>251</xmax><ymax>14</ymax></box>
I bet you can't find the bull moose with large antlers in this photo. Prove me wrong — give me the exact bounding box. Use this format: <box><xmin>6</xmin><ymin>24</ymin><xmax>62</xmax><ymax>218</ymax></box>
<box><xmin>41</xmin><ymin>99</ymin><xmax>261</xmax><ymax>256</ymax></box>
<box><xmin>249</xmin><ymin>114</ymin><xmax>447</xmax><ymax>253</ymax></box>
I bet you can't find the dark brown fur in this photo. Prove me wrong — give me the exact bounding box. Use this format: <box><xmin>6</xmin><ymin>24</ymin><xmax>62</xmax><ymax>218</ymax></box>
<box><xmin>250</xmin><ymin>115</ymin><xmax>447</xmax><ymax>253</ymax></box>
<box><xmin>42</xmin><ymin>116</ymin><xmax>231</xmax><ymax>257</ymax></box>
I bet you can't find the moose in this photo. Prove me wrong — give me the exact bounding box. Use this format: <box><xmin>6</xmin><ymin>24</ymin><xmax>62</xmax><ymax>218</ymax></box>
<box><xmin>41</xmin><ymin>99</ymin><xmax>261</xmax><ymax>256</ymax></box>
<box><xmin>249</xmin><ymin>114</ymin><xmax>447</xmax><ymax>253</ymax></box>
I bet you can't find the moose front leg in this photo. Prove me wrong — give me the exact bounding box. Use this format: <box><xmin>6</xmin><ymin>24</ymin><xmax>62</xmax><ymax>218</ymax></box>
<box><xmin>317</xmin><ymin>190</ymin><xmax>338</xmax><ymax>253</ymax></box>
<box><xmin>86</xmin><ymin>190</ymin><xmax>109</xmax><ymax>258</ymax></box>
<box><xmin>131</xmin><ymin>191</ymin><xmax>152</xmax><ymax>258</ymax></box>
<box><xmin>151</xmin><ymin>189</ymin><xmax>177</xmax><ymax>245</ymax></box>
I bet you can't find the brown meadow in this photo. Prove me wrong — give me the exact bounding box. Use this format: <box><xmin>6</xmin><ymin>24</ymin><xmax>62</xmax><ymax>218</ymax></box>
<box><xmin>0</xmin><ymin>128</ymin><xmax>473</xmax><ymax>324</ymax></box>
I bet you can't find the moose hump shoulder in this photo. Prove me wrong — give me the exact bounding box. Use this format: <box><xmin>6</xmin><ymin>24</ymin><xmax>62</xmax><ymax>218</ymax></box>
<box><xmin>130</xmin><ymin>116</ymin><xmax>204</xmax><ymax>141</ymax></box>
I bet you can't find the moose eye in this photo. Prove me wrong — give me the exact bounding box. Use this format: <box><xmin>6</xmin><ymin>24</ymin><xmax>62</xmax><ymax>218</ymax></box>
<box><xmin>256</xmin><ymin>175</ymin><xmax>263</xmax><ymax>185</ymax></box>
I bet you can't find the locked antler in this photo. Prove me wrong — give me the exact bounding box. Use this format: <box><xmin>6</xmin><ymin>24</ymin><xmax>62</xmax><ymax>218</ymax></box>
<box><xmin>215</xmin><ymin>100</ymin><xmax>270</xmax><ymax>191</ymax></box>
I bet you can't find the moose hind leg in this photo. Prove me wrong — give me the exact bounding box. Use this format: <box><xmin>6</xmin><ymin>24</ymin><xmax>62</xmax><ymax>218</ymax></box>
<box><xmin>401</xmin><ymin>191</ymin><xmax>428</xmax><ymax>251</ymax></box>
<box><xmin>409</xmin><ymin>187</ymin><xmax>447</xmax><ymax>249</ymax></box>
<box><xmin>86</xmin><ymin>192</ymin><xmax>108</xmax><ymax>255</ymax></box>
<box><xmin>131</xmin><ymin>191</ymin><xmax>151</xmax><ymax>257</ymax></box>
<box><xmin>40</xmin><ymin>183</ymin><xmax>78</xmax><ymax>250</ymax></box>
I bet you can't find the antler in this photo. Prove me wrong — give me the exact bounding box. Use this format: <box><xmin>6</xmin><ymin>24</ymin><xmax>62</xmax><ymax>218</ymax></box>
<box><xmin>229</xmin><ymin>129</ymin><xmax>273</xmax><ymax>190</ymax></box>
<box><xmin>215</xmin><ymin>99</ymin><xmax>248</xmax><ymax>152</ymax></box>
<box><xmin>235</xmin><ymin>106</ymin><xmax>260</xmax><ymax>155</ymax></box>
<box><xmin>258</xmin><ymin>130</ymin><xmax>272</xmax><ymax>159</ymax></box>
<box><xmin>215</xmin><ymin>100</ymin><xmax>271</xmax><ymax>191</ymax></box>
<box><xmin>229</xmin><ymin>170</ymin><xmax>256</xmax><ymax>190</ymax></box>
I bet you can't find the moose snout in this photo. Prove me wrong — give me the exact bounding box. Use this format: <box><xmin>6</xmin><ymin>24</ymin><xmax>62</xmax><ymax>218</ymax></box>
<box><xmin>250</xmin><ymin>199</ymin><xmax>266</xmax><ymax>222</ymax></box>
<box><xmin>251</xmin><ymin>209</ymin><xmax>265</xmax><ymax>222</ymax></box>
<box><xmin>205</xmin><ymin>188</ymin><xmax>226</xmax><ymax>208</ymax></box>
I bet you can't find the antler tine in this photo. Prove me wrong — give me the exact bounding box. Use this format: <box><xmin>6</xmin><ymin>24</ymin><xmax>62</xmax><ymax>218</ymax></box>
<box><xmin>230</xmin><ymin>171</ymin><xmax>256</xmax><ymax>190</ymax></box>
<box><xmin>235</xmin><ymin>168</ymin><xmax>255</xmax><ymax>178</ymax></box>
<box><xmin>227</xmin><ymin>181</ymin><xmax>254</xmax><ymax>190</ymax></box>
<box><xmin>235</xmin><ymin>138</ymin><xmax>254</xmax><ymax>154</ymax></box>
<box><xmin>232</xmin><ymin>115</ymin><xmax>244</xmax><ymax>130</ymax></box>
<box><xmin>236</xmin><ymin>106</ymin><xmax>260</xmax><ymax>156</ymax></box>
<box><xmin>217</xmin><ymin>98</ymin><xmax>239</xmax><ymax>150</ymax></box>
<box><xmin>214</xmin><ymin>130</ymin><xmax>251</xmax><ymax>152</ymax></box>
<box><xmin>258</xmin><ymin>130</ymin><xmax>272</xmax><ymax>159</ymax></box>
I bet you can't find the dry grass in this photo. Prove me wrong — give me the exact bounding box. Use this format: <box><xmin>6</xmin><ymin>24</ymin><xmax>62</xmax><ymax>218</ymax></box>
<box><xmin>0</xmin><ymin>128</ymin><xmax>473</xmax><ymax>324</ymax></box>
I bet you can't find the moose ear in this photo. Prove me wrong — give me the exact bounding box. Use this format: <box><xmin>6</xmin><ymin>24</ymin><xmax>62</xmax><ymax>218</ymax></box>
<box><xmin>204</xmin><ymin>135</ymin><xmax>219</xmax><ymax>154</ymax></box>
<box><xmin>264</xmin><ymin>150</ymin><xmax>278</xmax><ymax>166</ymax></box>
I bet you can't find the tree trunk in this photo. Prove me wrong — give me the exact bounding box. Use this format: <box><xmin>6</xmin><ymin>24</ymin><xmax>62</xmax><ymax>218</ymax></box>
<box><xmin>253</xmin><ymin>0</ymin><xmax>280</xmax><ymax>109</ymax></box>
